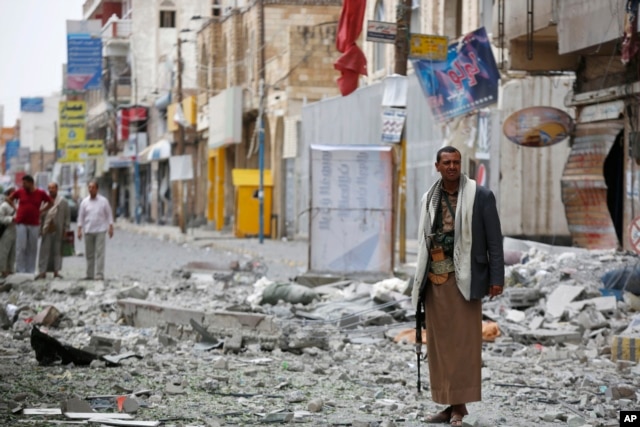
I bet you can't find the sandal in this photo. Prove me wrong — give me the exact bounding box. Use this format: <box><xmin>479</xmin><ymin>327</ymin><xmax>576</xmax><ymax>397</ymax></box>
<box><xmin>425</xmin><ymin>406</ymin><xmax>452</xmax><ymax>424</ymax></box>
<box><xmin>450</xmin><ymin>414</ymin><xmax>464</xmax><ymax>426</ymax></box>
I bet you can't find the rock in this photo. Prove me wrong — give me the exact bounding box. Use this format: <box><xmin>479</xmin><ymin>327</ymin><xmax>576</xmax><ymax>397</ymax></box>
<box><xmin>380</xmin><ymin>421</ymin><xmax>397</xmax><ymax>427</ymax></box>
<box><xmin>462</xmin><ymin>414</ymin><xmax>481</xmax><ymax>427</ymax></box>
<box><xmin>122</xmin><ymin>397</ymin><xmax>140</xmax><ymax>414</ymax></box>
<box><xmin>541</xmin><ymin>411</ymin><xmax>562</xmax><ymax>422</ymax></box>
<box><xmin>158</xmin><ymin>334</ymin><xmax>177</xmax><ymax>347</ymax></box>
<box><xmin>567</xmin><ymin>414</ymin><xmax>586</xmax><ymax>427</ymax></box>
<box><xmin>223</xmin><ymin>333</ymin><xmax>243</xmax><ymax>354</ymax></box>
<box><xmin>165</xmin><ymin>382</ymin><xmax>185</xmax><ymax>395</ymax></box>
<box><xmin>307</xmin><ymin>398</ymin><xmax>323</xmax><ymax>413</ymax></box>
<box><xmin>286</xmin><ymin>391</ymin><xmax>305</xmax><ymax>403</ymax></box>
<box><xmin>605</xmin><ymin>384</ymin><xmax>636</xmax><ymax>400</ymax></box>
<box><xmin>263</xmin><ymin>412</ymin><xmax>294</xmax><ymax>423</ymax></box>
<box><xmin>212</xmin><ymin>358</ymin><xmax>229</xmax><ymax>370</ymax></box>
<box><xmin>32</xmin><ymin>306</ymin><xmax>62</xmax><ymax>327</ymax></box>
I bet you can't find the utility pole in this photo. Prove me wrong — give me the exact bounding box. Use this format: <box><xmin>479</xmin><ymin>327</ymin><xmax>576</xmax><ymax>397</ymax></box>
<box><xmin>257</xmin><ymin>0</ymin><xmax>266</xmax><ymax>244</ymax></box>
<box><xmin>133</xmin><ymin>77</ymin><xmax>141</xmax><ymax>224</ymax></box>
<box><xmin>395</xmin><ymin>0</ymin><xmax>412</xmax><ymax>264</ymax></box>
<box><xmin>176</xmin><ymin>36</ymin><xmax>187</xmax><ymax>234</ymax></box>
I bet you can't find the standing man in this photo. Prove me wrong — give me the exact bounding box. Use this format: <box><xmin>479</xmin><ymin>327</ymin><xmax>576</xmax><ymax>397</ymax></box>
<box><xmin>411</xmin><ymin>146</ymin><xmax>504</xmax><ymax>426</ymax></box>
<box><xmin>0</xmin><ymin>187</ymin><xmax>17</xmax><ymax>278</ymax></box>
<box><xmin>36</xmin><ymin>182</ymin><xmax>70</xmax><ymax>279</ymax></box>
<box><xmin>9</xmin><ymin>175</ymin><xmax>53</xmax><ymax>273</ymax></box>
<box><xmin>77</xmin><ymin>181</ymin><xmax>113</xmax><ymax>280</ymax></box>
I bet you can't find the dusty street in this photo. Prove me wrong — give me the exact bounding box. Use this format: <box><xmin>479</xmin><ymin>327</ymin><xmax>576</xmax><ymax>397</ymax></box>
<box><xmin>0</xmin><ymin>227</ymin><xmax>638</xmax><ymax>426</ymax></box>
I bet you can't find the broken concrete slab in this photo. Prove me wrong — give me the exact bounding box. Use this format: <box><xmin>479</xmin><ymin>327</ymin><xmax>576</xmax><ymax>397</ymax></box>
<box><xmin>203</xmin><ymin>310</ymin><xmax>279</xmax><ymax>335</ymax></box>
<box><xmin>222</xmin><ymin>333</ymin><xmax>243</xmax><ymax>354</ymax></box>
<box><xmin>101</xmin><ymin>352</ymin><xmax>143</xmax><ymax>366</ymax></box>
<box><xmin>117</xmin><ymin>298</ymin><xmax>205</xmax><ymax>328</ymax></box>
<box><xmin>546</xmin><ymin>285</ymin><xmax>585</xmax><ymax>318</ymax></box>
<box><xmin>263</xmin><ymin>411</ymin><xmax>294</xmax><ymax>423</ymax></box>
<box><xmin>514</xmin><ymin>329</ymin><xmax>582</xmax><ymax>346</ymax></box>
<box><xmin>567</xmin><ymin>296</ymin><xmax>617</xmax><ymax>314</ymax></box>
<box><xmin>89</xmin><ymin>335</ymin><xmax>122</xmax><ymax>355</ymax></box>
<box><xmin>62</xmin><ymin>397</ymin><xmax>93</xmax><ymax>413</ymax></box>
<box><xmin>571</xmin><ymin>306</ymin><xmax>608</xmax><ymax>331</ymax></box>
<box><xmin>5</xmin><ymin>273</ymin><xmax>35</xmax><ymax>286</ymax></box>
<box><xmin>117</xmin><ymin>285</ymin><xmax>149</xmax><ymax>300</ymax></box>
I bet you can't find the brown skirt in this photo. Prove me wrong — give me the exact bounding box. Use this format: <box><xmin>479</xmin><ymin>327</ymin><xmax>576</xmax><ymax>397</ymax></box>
<box><xmin>424</xmin><ymin>272</ymin><xmax>482</xmax><ymax>404</ymax></box>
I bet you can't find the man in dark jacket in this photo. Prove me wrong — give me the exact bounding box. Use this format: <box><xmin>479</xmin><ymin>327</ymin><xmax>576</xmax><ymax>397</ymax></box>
<box><xmin>411</xmin><ymin>146</ymin><xmax>504</xmax><ymax>426</ymax></box>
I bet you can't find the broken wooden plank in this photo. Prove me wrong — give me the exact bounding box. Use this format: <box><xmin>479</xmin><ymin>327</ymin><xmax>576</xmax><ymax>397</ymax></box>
<box><xmin>64</xmin><ymin>413</ymin><xmax>133</xmax><ymax>420</ymax></box>
<box><xmin>87</xmin><ymin>419</ymin><xmax>160</xmax><ymax>426</ymax></box>
<box><xmin>23</xmin><ymin>408</ymin><xmax>63</xmax><ymax>415</ymax></box>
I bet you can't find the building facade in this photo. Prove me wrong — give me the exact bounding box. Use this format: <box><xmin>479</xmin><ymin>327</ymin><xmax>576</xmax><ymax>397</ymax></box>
<box><xmin>195</xmin><ymin>0</ymin><xmax>342</xmax><ymax>237</ymax></box>
<box><xmin>501</xmin><ymin>0</ymin><xmax>637</xmax><ymax>250</ymax></box>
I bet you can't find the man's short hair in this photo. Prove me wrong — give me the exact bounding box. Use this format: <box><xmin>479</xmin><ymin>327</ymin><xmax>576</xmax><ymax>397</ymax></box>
<box><xmin>88</xmin><ymin>180</ymin><xmax>99</xmax><ymax>189</ymax></box>
<box><xmin>22</xmin><ymin>175</ymin><xmax>34</xmax><ymax>184</ymax></box>
<box><xmin>436</xmin><ymin>146</ymin><xmax>461</xmax><ymax>163</ymax></box>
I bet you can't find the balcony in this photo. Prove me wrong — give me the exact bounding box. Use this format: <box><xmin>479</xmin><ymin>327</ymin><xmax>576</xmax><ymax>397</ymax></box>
<box><xmin>102</xmin><ymin>17</ymin><xmax>131</xmax><ymax>39</ymax></box>
<box><xmin>102</xmin><ymin>16</ymin><xmax>131</xmax><ymax>57</ymax></box>
<box><xmin>495</xmin><ymin>0</ymin><xmax>579</xmax><ymax>72</ymax></box>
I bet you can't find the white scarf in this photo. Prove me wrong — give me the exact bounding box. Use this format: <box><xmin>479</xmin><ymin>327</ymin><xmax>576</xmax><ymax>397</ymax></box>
<box><xmin>411</xmin><ymin>174</ymin><xmax>476</xmax><ymax>307</ymax></box>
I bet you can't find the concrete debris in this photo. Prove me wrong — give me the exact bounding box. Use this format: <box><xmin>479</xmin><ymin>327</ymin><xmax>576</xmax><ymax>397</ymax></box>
<box><xmin>5</xmin><ymin>231</ymin><xmax>640</xmax><ymax>427</ymax></box>
<box><xmin>545</xmin><ymin>285</ymin><xmax>585</xmax><ymax>318</ymax></box>
<box><xmin>32</xmin><ymin>305</ymin><xmax>62</xmax><ymax>327</ymax></box>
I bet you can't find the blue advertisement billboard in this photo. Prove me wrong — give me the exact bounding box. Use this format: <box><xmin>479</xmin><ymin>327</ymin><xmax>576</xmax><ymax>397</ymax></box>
<box><xmin>66</xmin><ymin>20</ymin><xmax>103</xmax><ymax>91</ymax></box>
<box><xmin>413</xmin><ymin>27</ymin><xmax>500</xmax><ymax>122</ymax></box>
<box><xmin>20</xmin><ymin>98</ymin><xmax>44</xmax><ymax>113</ymax></box>
<box><xmin>5</xmin><ymin>139</ymin><xmax>20</xmax><ymax>172</ymax></box>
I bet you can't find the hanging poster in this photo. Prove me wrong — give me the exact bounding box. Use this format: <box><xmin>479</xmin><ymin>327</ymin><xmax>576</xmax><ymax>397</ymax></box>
<box><xmin>413</xmin><ymin>27</ymin><xmax>500</xmax><ymax>122</ymax></box>
<box><xmin>309</xmin><ymin>145</ymin><xmax>394</xmax><ymax>274</ymax></box>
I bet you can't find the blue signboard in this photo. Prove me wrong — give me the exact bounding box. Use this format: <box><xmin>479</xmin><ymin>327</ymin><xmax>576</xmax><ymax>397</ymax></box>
<box><xmin>413</xmin><ymin>27</ymin><xmax>500</xmax><ymax>122</ymax></box>
<box><xmin>67</xmin><ymin>34</ymin><xmax>102</xmax><ymax>91</ymax></box>
<box><xmin>20</xmin><ymin>98</ymin><xmax>44</xmax><ymax>113</ymax></box>
<box><xmin>5</xmin><ymin>139</ymin><xmax>20</xmax><ymax>172</ymax></box>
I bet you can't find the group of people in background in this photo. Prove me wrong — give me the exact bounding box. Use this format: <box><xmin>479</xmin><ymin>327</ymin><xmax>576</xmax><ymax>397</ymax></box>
<box><xmin>0</xmin><ymin>176</ymin><xmax>114</xmax><ymax>280</ymax></box>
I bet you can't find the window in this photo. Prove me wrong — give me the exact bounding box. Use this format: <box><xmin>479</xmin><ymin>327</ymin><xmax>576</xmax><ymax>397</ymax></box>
<box><xmin>374</xmin><ymin>0</ymin><xmax>385</xmax><ymax>72</ymax></box>
<box><xmin>160</xmin><ymin>10</ymin><xmax>176</xmax><ymax>28</ymax></box>
<box><xmin>410</xmin><ymin>0</ymin><xmax>421</xmax><ymax>33</ymax></box>
<box><xmin>443</xmin><ymin>0</ymin><xmax>462</xmax><ymax>39</ymax></box>
<box><xmin>213</xmin><ymin>0</ymin><xmax>221</xmax><ymax>17</ymax></box>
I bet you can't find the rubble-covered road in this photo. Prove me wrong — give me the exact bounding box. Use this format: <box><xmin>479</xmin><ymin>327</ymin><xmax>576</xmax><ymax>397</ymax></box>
<box><xmin>1</xmin><ymin>228</ymin><xmax>639</xmax><ymax>426</ymax></box>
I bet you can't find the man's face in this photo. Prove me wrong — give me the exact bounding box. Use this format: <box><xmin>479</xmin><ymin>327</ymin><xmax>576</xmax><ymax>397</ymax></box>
<box><xmin>435</xmin><ymin>151</ymin><xmax>462</xmax><ymax>185</ymax></box>
<box><xmin>22</xmin><ymin>179</ymin><xmax>33</xmax><ymax>192</ymax></box>
<box><xmin>88</xmin><ymin>183</ymin><xmax>98</xmax><ymax>198</ymax></box>
<box><xmin>48</xmin><ymin>183</ymin><xmax>58</xmax><ymax>198</ymax></box>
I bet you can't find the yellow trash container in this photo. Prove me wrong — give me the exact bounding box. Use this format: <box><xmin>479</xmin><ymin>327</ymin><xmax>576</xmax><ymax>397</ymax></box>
<box><xmin>231</xmin><ymin>169</ymin><xmax>273</xmax><ymax>238</ymax></box>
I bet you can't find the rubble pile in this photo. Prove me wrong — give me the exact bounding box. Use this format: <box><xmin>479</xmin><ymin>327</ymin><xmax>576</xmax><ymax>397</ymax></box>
<box><xmin>0</xmin><ymin>242</ymin><xmax>639</xmax><ymax>426</ymax></box>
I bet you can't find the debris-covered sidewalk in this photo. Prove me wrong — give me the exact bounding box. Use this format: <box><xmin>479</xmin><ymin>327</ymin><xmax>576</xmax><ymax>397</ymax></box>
<box><xmin>0</xmin><ymin>230</ymin><xmax>639</xmax><ymax>426</ymax></box>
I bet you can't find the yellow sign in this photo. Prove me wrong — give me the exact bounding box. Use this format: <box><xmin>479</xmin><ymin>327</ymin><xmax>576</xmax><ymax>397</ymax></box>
<box><xmin>59</xmin><ymin>139</ymin><xmax>105</xmax><ymax>163</ymax></box>
<box><xmin>409</xmin><ymin>34</ymin><xmax>448</xmax><ymax>61</ymax></box>
<box><xmin>58</xmin><ymin>101</ymin><xmax>86</xmax><ymax>150</ymax></box>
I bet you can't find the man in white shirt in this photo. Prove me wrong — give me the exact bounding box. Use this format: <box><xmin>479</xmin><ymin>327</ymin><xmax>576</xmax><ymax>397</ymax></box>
<box><xmin>77</xmin><ymin>181</ymin><xmax>114</xmax><ymax>280</ymax></box>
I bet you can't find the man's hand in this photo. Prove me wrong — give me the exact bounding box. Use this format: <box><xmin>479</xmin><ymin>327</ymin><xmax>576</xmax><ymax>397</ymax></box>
<box><xmin>77</xmin><ymin>228</ymin><xmax>83</xmax><ymax>241</ymax></box>
<box><xmin>489</xmin><ymin>285</ymin><xmax>503</xmax><ymax>300</ymax></box>
<box><xmin>108</xmin><ymin>224</ymin><xmax>114</xmax><ymax>238</ymax></box>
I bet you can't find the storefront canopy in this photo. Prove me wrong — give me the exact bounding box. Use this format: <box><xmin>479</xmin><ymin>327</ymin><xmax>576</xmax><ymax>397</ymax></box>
<box><xmin>138</xmin><ymin>138</ymin><xmax>171</xmax><ymax>163</ymax></box>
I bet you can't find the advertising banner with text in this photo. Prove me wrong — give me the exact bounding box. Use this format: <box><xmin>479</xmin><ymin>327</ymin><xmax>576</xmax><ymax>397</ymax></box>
<box><xmin>413</xmin><ymin>27</ymin><xmax>500</xmax><ymax>122</ymax></box>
